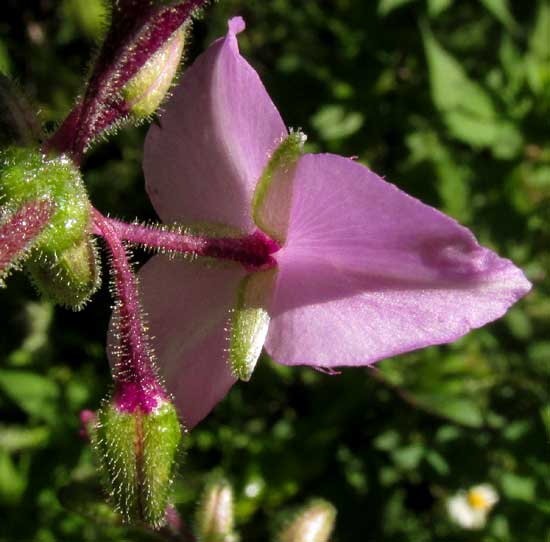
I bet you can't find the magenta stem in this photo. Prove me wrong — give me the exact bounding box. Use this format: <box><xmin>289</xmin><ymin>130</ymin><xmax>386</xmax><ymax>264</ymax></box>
<box><xmin>0</xmin><ymin>199</ymin><xmax>54</xmax><ymax>276</ymax></box>
<box><xmin>92</xmin><ymin>208</ymin><xmax>165</xmax><ymax>413</ymax></box>
<box><xmin>106</xmin><ymin>216</ymin><xmax>279</xmax><ymax>271</ymax></box>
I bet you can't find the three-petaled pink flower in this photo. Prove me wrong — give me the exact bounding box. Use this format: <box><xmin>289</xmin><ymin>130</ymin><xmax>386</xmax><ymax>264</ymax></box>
<box><xmin>138</xmin><ymin>17</ymin><xmax>531</xmax><ymax>428</ymax></box>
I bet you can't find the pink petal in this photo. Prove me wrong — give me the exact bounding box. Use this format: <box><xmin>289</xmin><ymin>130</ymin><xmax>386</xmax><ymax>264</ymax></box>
<box><xmin>137</xmin><ymin>256</ymin><xmax>245</xmax><ymax>428</ymax></box>
<box><xmin>265</xmin><ymin>153</ymin><xmax>531</xmax><ymax>366</ymax></box>
<box><xmin>144</xmin><ymin>18</ymin><xmax>287</xmax><ymax>232</ymax></box>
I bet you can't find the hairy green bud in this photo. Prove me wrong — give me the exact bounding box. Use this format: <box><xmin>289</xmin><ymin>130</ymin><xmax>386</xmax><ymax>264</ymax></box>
<box><xmin>93</xmin><ymin>398</ymin><xmax>182</xmax><ymax>529</ymax></box>
<box><xmin>275</xmin><ymin>499</ymin><xmax>336</xmax><ymax>542</ymax></box>
<box><xmin>122</xmin><ymin>26</ymin><xmax>187</xmax><ymax>119</ymax></box>
<box><xmin>195</xmin><ymin>478</ymin><xmax>237</xmax><ymax>542</ymax></box>
<box><xmin>0</xmin><ymin>146</ymin><xmax>99</xmax><ymax>308</ymax></box>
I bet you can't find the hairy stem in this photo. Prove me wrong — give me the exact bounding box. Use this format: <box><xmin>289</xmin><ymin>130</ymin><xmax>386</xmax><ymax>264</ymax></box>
<box><xmin>106</xmin><ymin>216</ymin><xmax>279</xmax><ymax>271</ymax></box>
<box><xmin>92</xmin><ymin>208</ymin><xmax>165</xmax><ymax>413</ymax></box>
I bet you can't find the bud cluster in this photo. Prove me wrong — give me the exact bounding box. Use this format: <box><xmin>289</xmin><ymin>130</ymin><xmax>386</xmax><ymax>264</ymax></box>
<box><xmin>0</xmin><ymin>146</ymin><xmax>99</xmax><ymax>308</ymax></box>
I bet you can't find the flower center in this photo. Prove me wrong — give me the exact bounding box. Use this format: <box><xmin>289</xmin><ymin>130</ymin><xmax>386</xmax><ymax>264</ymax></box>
<box><xmin>467</xmin><ymin>490</ymin><xmax>490</xmax><ymax>511</ymax></box>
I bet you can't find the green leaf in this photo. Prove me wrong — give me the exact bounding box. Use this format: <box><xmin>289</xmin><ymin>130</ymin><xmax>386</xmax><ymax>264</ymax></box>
<box><xmin>0</xmin><ymin>450</ymin><xmax>27</xmax><ymax>505</ymax></box>
<box><xmin>427</xmin><ymin>0</ymin><xmax>453</xmax><ymax>18</ymax></box>
<box><xmin>62</xmin><ymin>0</ymin><xmax>107</xmax><ymax>40</ymax></box>
<box><xmin>406</xmin><ymin>129</ymin><xmax>471</xmax><ymax>221</ymax></box>
<box><xmin>374</xmin><ymin>430</ymin><xmax>401</xmax><ymax>451</ymax></box>
<box><xmin>378</xmin><ymin>0</ymin><xmax>417</xmax><ymax>16</ymax></box>
<box><xmin>425</xmin><ymin>450</ymin><xmax>450</xmax><ymax>475</ymax></box>
<box><xmin>0</xmin><ymin>370</ymin><xmax>59</xmax><ymax>422</ymax></box>
<box><xmin>501</xmin><ymin>473</ymin><xmax>535</xmax><ymax>501</ymax></box>
<box><xmin>0</xmin><ymin>38</ymin><xmax>11</xmax><ymax>76</ymax></box>
<box><xmin>311</xmin><ymin>105</ymin><xmax>364</xmax><ymax>141</ymax></box>
<box><xmin>480</xmin><ymin>0</ymin><xmax>519</xmax><ymax>32</ymax></box>
<box><xmin>417</xmin><ymin>394</ymin><xmax>485</xmax><ymax>427</ymax></box>
<box><xmin>0</xmin><ymin>425</ymin><xmax>50</xmax><ymax>452</ymax></box>
<box><xmin>526</xmin><ymin>0</ymin><xmax>550</xmax><ymax>96</ymax></box>
<box><xmin>422</xmin><ymin>25</ymin><xmax>494</xmax><ymax>140</ymax></box>
<box><xmin>530</xmin><ymin>0</ymin><xmax>550</xmax><ymax>60</ymax></box>
<box><xmin>391</xmin><ymin>444</ymin><xmax>424</xmax><ymax>471</ymax></box>
<box><xmin>422</xmin><ymin>24</ymin><xmax>495</xmax><ymax>117</ymax></box>
<box><xmin>541</xmin><ymin>405</ymin><xmax>550</xmax><ymax>439</ymax></box>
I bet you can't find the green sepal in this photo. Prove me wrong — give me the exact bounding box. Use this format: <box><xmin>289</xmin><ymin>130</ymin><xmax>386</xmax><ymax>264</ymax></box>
<box><xmin>93</xmin><ymin>399</ymin><xmax>182</xmax><ymax>529</ymax></box>
<box><xmin>229</xmin><ymin>268</ymin><xmax>277</xmax><ymax>382</ymax></box>
<box><xmin>26</xmin><ymin>235</ymin><xmax>101</xmax><ymax>310</ymax></box>
<box><xmin>94</xmin><ymin>402</ymin><xmax>139</xmax><ymax>523</ymax></box>
<box><xmin>141</xmin><ymin>401</ymin><xmax>182</xmax><ymax>528</ymax></box>
<box><xmin>122</xmin><ymin>26</ymin><xmax>187</xmax><ymax>119</ymax></box>
<box><xmin>251</xmin><ymin>130</ymin><xmax>305</xmax><ymax>244</ymax></box>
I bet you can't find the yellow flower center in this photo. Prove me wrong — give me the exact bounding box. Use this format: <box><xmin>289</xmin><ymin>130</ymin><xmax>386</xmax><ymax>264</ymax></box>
<box><xmin>467</xmin><ymin>489</ymin><xmax>490</xmax><ymax>510</ymax></box>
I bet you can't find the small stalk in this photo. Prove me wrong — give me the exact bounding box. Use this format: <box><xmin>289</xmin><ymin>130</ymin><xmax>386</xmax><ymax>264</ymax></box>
<box><xmin>105</xmin><ymin>216</ymin><xmax>279</xmax><ymax>270</ymax></box>
<box><xmin>92</xmin><ymin>208</ymin><xmax>164</xmax><ymax>412</ymax></box>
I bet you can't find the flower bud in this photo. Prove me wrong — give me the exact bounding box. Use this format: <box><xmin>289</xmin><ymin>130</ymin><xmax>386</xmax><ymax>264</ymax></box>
<box><xmin>195</xmin><ymin>478</ymin><xmax>236</xmax><ymax>542</ymax></box>
<box><xmin>122</xmin><ymin>26</ymin><xmax>187</xmax><ymax>120</ymax></box>
<box><xmin>0</xmin><ymin>146</ymin><xmax>99</xmax><ymax>308</ymax></box>
<box><xmin>275</xmin><ymin>499</ymin><xmax>336</xmax><ymax>542</ymax></box>
<box><xmin>93</xmin><ymin>396</ymin><xmax>182</xmax><ymax>529</ymax></box>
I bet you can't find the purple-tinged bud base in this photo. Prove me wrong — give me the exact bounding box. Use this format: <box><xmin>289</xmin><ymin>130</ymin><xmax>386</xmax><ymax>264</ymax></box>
<box><xmin>112</xmin><ymin>379</ymin><xmax>167</xmax><ymax>414</ymax></box>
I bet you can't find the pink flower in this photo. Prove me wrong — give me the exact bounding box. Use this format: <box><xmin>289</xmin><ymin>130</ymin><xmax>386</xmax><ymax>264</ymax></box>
<box><xmin>139</xmin><ymin>17</ymin><xmax>531</xmax><ymax>428</ymax></box>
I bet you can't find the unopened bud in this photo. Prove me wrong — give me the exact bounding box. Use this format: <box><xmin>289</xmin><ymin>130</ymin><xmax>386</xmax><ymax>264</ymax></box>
<box><xmin>195</xmin><ymin>478</ymin><xmax>236</xmax><ymax>542</ymax></box>
<box><xmin>93</xmin><ymin>396</ymin><xmax>182</xmax><ymax>529</ymax></box>
<box><xmin>0</xmin><ymin>146</ymin><xmax>99</xmax><ymax>308</ymax></box>
<box><xmin>122</xmin><ymin>26</ymin><xmax>187</xmax><ymax>119</ymax></box>
<box><xmin>276</xmin><ymin>499</ymin><xmax>336</xmax><ymax>542</ymax></box>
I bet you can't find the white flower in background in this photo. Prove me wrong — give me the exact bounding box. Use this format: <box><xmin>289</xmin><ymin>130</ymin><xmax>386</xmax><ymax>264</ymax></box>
<box><xmin>447</xmin><ymin>484</ymin><xmax>499</xmax><ymax>529</ymax></box>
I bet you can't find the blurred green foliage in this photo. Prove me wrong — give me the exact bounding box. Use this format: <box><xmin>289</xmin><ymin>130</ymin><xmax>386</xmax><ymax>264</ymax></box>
<box><xmin>0</xmin><ymin>0</ymin><xmax>549</xmax><ymax>540</ymax></box>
